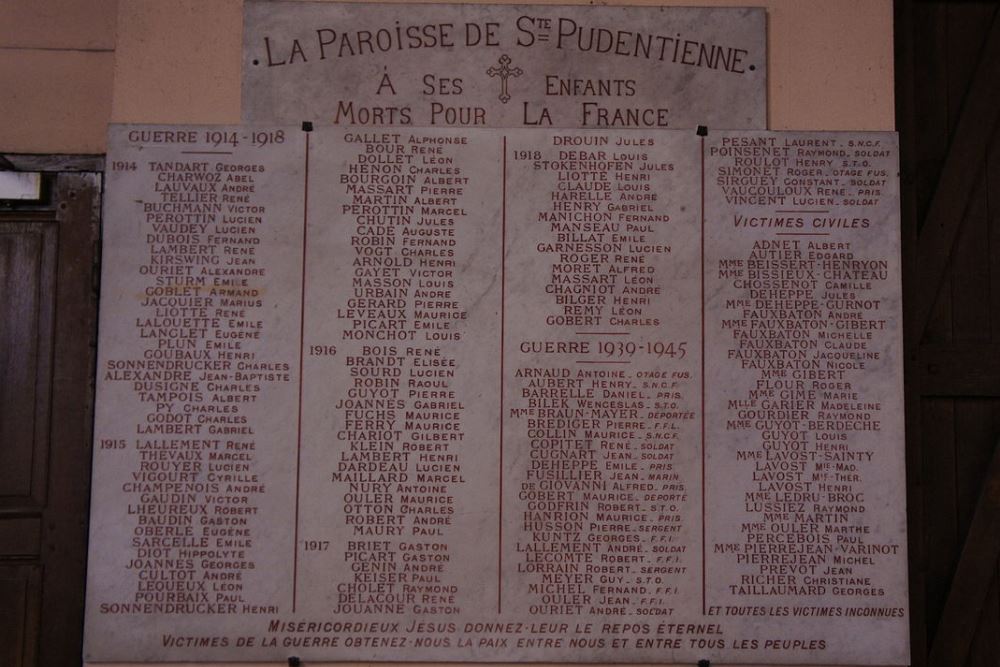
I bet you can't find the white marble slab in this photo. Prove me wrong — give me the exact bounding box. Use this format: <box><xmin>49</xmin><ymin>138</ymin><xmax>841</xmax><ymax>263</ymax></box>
<box><xmin>703</xmin><ymin>131</ymin><xmax>908</xmax><ymax>665</ymax></box>
<box><xmin>242</xmin><ymin>2</ymin><xmax>766</xmax><ymax>129</ymax></box>
<box><xmin>87</xmin><ymin>125</ymin><xmax>307</xmax><ymax>660</ymax></box>
<box><xmin>86</xmin><ymin>125</ymin><xmax>907</xmax><ymax>665</ymax></box>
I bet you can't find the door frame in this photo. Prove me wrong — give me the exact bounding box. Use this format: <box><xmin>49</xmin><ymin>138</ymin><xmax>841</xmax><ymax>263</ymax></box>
<box><xmin>1</xmin><ymin>155</ymin><xmax>102</xmax><ymax>666</ymax></box>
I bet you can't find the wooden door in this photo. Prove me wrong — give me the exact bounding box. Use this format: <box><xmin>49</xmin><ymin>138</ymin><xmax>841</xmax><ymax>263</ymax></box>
<box><xmin>896</xmin><ymin>2</ymin><xmax>1000</xmax><ymax>665</ymax></box>
<box><xmin>0</xmin><ymin>172</ymin><xmax>100</xmax><ymax>666</ymax></box>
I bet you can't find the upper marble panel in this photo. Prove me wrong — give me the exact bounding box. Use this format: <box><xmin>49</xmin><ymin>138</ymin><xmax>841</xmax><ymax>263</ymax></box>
<box><xmin>242</xmin><ymin>2</ymin><xmax>766</xmax><ymax>129</ymax></box>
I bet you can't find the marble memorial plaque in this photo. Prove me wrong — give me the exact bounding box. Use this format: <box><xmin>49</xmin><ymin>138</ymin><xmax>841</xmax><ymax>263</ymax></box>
<box><xmin>702</xmin><ymin>131</ymin><xmax>908</xmax><ymax>664</ymax></box>
<box><xmin>242</xmin><ymin>2</ymin><xmax>766</xmax><ymax>129</ymax></box>
<box><xmin>86</xmin><ymin>125</ymin><xmax>307</xmax><ymax>661</ymax></box>
<box><xmin>86</xmin><ymin>125</ymin><xmax>907</xmax><ymax>666</ymax></box>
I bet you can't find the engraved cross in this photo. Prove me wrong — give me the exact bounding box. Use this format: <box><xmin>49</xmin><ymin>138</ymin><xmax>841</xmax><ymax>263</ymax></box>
<box><xmin>486</xmin><ymin>55</ymin><xmax>523</xmax><ymax>104</ymax></box>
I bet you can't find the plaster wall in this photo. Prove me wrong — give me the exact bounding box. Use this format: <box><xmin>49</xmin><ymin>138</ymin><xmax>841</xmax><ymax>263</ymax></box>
<box><xmin>0</xmin><ymin>0</ymin><xmax>117</xmax><ymax>153</ymax></box>
<box><xmin>0</xmin><ymin>0</ymin><xmax>893</xmax><ymax>155</ymax></box>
